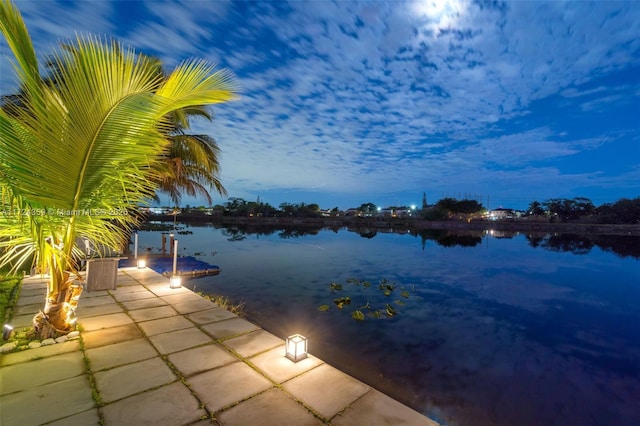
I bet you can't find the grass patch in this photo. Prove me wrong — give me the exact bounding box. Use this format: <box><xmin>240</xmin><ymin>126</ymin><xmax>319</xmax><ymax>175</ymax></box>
<box><xmin>0</xmin><ymin>274</ymin><xmax>23</xmax><ymax>325</ymax></box>
<box><xmin>79</xmin><ymin>335</ymin><xmax>106</xmax><ymax>425</ymax></box>
<box><xmin>6</xmin><ymin>327</ymin><xmax>38</xmax><ymax>348</ymax></box>
<box><xmin>196</xmin><ymin>292</ymin><xmax>246</xmax><ymax>316</ymax></box>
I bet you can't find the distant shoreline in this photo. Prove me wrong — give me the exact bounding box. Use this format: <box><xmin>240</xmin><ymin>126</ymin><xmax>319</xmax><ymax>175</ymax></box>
<box><xmin>144</xmin><ymin>215</ymin><xmax>640</xmax><ymax>236</ymax></box>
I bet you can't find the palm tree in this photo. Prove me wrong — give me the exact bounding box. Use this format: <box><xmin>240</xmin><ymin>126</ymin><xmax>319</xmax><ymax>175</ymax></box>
<box><xmin>139</xmin><ymin>56</ymin><xmax>229</xmax><ymax>206</ymax></box>
<box><xmin>0</xmin><ymin>0</ymin><xmax>237</xmax><ymax>338</ymax></box>
<box><xmin>155</xmin><ymin>105</ymin><xmax>228</xmax><ymax>206</ymax></box>
<box><xmin>4</xmin><ymin>50</ymin><xmax>229</xmax><ymax>207</ymax></box>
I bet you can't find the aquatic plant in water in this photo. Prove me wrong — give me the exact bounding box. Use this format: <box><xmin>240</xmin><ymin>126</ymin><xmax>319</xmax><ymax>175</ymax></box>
<box><xmin>318</xmin><ymin>277</ymin><xmax>415</xmax><ymax>320</ymax></box>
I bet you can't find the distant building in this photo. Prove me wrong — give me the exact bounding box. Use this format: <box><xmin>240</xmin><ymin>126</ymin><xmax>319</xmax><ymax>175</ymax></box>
<box><xmin>378</xmin><ymin>206</ymin><xmax>417</xmax><ymax>218</ymax></box>
<box><xmin>345</xmin><ymin>208</ymin><xmax>361</xmax><ymax>217</ymax></box>
<box><xmin>143</xmin><ymin>207</ymin><xmax>172</xmax><ymax>215</ymax></box>
<box><xmin>488</xmin><ymin>208</ymin><xmax>515</xmax><ymax>220</ymax></box>
<box><xmin>488</xmin><ymin>208</ymin><xmax>525</xmax><ymax>220</ymax></box>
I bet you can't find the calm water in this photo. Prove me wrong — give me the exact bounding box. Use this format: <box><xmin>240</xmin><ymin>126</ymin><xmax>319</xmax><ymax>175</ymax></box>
<box><xmin>134</xmin><ymin>224</ymin><xmax>640</xmax><ymax>426</ymax></box>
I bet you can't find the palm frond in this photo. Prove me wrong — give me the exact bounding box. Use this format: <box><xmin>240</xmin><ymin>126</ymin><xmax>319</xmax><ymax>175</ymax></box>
<box><xmin>0</xmin><ymin>0</ymin><xmax>238</xmax><ymax>284</ymax></box>
<box><xmin>0</xmin><ymin>0</ymin><xmax>42</xmax><ymax>101</ymax></box>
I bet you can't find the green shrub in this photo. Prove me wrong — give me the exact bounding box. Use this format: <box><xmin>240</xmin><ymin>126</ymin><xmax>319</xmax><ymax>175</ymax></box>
<box><xmin>0</xmin><ymin>275</ymin><xmax>22</xmax><ymax>324</ymax></box>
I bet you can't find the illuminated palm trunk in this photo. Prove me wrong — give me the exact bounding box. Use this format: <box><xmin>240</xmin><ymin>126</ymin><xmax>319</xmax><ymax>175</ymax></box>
<box><xmin>32</xmin><ymin>241</ymin><xmax>84</xmax><ymax>339</ymax></box>
<box><xmin>33</xmin><ymin>272</ymin><xmax>83</xmax><ymax>339</ymax></box>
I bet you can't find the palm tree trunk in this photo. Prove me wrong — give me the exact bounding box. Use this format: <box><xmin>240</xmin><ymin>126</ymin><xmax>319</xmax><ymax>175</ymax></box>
<box><xmin>33</xmin><ymin>272</ymin><xmax>83</xmax><ymax>339</ymax></box>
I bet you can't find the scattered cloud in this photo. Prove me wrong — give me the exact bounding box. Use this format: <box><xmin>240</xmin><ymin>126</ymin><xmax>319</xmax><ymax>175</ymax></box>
<box><xmin>2</xmin><ymin>0</ymin><xmax>638</xmax><ymax>208</ymax></box>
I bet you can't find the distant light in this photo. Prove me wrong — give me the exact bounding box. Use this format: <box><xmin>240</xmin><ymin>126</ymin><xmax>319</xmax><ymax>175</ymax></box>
<box><xmin>169</xmin><ymin>275</ymin><xmax>182</xmax><ymax>289</ymax></box>
<box><xmin>285</xmin><ymin>334</ymin><xmax>308</xmax><ymax>362</ymax></box>
<box><xmin>3</xmin><ymin>324</ymin><xmax>13</xmax><ymax>340</ymax></box>
<box><xmin>411</xmin><ymin>204</ymin><xmax>416</xmax><ymax>210</ymax></box>
<box><xmin>137</xmin><ymin>259</ymin><xmax>146</xmax><ymax>269</ymax></box>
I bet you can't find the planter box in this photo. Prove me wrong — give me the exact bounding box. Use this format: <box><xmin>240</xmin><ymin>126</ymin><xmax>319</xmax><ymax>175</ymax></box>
<box><xmin>86</xmin><ymin>258</ymin><xmax>121</xmax><ymax>291</ymax></box>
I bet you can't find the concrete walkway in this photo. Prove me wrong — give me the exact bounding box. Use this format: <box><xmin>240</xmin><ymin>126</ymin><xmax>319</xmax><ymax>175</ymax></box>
<box><xmin>1</xmin><ymin>267</ymin><xmax>439</xmax><ymax>426</ymax></box>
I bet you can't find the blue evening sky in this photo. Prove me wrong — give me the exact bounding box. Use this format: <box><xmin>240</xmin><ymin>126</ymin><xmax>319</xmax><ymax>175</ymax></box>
<box><xmin>2</xmin><ymin>1</ymin><xmax>639</xmax><ymax>210</ymax></box>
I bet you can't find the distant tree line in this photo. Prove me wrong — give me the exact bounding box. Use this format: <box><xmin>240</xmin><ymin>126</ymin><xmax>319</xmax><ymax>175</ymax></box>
<box><xmin>172</xmin><ymin>196</ymin><xmax>640</xmax><ymax>225</ymax></box>
<box><xmin>421</xmin><ymin>197</ymin><xmax>485</xmax><ymax>221</ymax></box>
<box><xmin>223</xmin><ymin>197</ymin><xmax>280</xmax><ymax>217</ymax></box>
<box><xmin>224</xmin><ymin>198</ymin><xmax>334</xmax><ymax>218</ymax></box>
<box><xmin>421</xmin><ymin>196</ymin><xmax>639</xmax><ymax>225</ymax></box>
<box><xmin>528</xmin><ymin>197</ymin><xmax>640</xmax><ymax>224</ymax></box>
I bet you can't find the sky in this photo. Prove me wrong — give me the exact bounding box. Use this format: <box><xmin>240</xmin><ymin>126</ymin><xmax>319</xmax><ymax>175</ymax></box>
<box><xmin>1</xmin><ymin>1</ymin><xmax>639</xmax><ymax>210</ymax></box>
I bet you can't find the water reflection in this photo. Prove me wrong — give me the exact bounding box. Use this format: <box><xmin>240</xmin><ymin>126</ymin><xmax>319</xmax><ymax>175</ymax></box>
<box><xmin>204</xmin><ymin>222</ymin><xmax>640</xmax><ymax>258</ymax></box>
<box><xmin>529</xmin><ymin>233</ymin><xmax>640</xmax><ymax>258</ymax></box>
<box><xmin>135</xmin><ymin>224</ymin><xmax>640</xmax><ymax>426</ymax></box>
<box><xmin>415</xmin><ymin>229</ymin><xmax>483</xmax><ymax>248</ymax></box>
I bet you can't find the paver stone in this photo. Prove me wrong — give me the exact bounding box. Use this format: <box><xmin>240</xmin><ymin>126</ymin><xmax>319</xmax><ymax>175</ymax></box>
<box><xmin>331</xmin><ymin>389</ymin><xmax>439</xmax><ymax>426</ymax></box>
<box><xmin>148</xmin><ymin>326</ymin><xmax>211</xmax><ymax>354</ymax></box>
<box><xmin>188</xmin><ymin>361</ymin><xmax>273</xmax><ymax>413</ymax></box>
<box><xmin>221</xmin><ymin>329</ymin><xmax>284</xmax><ymax>357</ymax></box>
<box><xmin>168</xmin><ymin>343</ymin><xmax>236</xmax><ymax>376</ymax></box>
<box><xmin>94</xmin><ymin>357</ymin><xmax>176</xmax><ymax>402</ymax></box>
<box><xmin>85</xmin><ymin>338</ymin><xmax>158</xmax><ymax>371</ymax></box>
<box><xmin>217</xmin><ymin>388</ymin><xmax>319</xmax><ymax>425</ymax></box>
<box><xmin>101</xmin><ymin>381</ymin><xmax>205</xmax><ymax>426</ymax></box>
<box><xmin>283</xmin><ymin>364</ymin><xmax>370</xmax><ymax>420</ymax></box>
<box><xmin>0</xmin><ymin>375</ymin><xmax>94</xmax><ymax>426</ymax></box>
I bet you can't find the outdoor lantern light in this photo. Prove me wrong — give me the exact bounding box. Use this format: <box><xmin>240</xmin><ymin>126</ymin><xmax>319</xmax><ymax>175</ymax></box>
<box><xmin>169</xmin><ymin>275</ymin><xmax>182</xmax><ymax>289</ymax></box>
<box><xmin>285</xmin><ymin>334</ymin><xmax>308</xmax><ymax>362</ymax></box>
<box><xmin>137</xmin><ymin>259</ymin><xmax>146</xmax><ymax>269</ymax></box>
<box><xmin>3</xmin><ymin>324</ymin><xmax>13</xmax><ymax>340</ymax></box>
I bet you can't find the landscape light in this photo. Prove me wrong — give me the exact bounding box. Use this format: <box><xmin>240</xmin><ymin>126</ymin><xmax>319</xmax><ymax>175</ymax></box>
<box><xmin>169</xmin><ymin>275</ymin><xmax>182</xmax><ymax>289</ymax></box>
<box><xmin>173</xmin><ymin>239</ymin><xmax>178</xmax><ymax>275</ymax></box>
<box><xmin>285</xmin><ymin>334</ymin><xmax>308</xmax><ymax>362</ymax></box>
<box><xmin>3</xmin><ymin>324</ymin><xmax>13</xmax><ymax>340</ymax></box>
<box><xmin>137</xmin><ymin>259</ymin><xmax>146</xmax><ymax>269</ymax></box>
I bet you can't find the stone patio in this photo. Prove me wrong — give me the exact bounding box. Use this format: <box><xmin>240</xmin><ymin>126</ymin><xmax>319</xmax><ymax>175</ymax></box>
<box><xmin>0</xmin><ymin>267</ymin><xmax>440</xmax><ymax>425</ymax></box>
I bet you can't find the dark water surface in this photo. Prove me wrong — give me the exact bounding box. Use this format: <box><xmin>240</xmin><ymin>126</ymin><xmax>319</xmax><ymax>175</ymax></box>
<box><xmin>134</xmin><ymin>224</ymin><xmax>640</xmax><ymax>426</ymax></box>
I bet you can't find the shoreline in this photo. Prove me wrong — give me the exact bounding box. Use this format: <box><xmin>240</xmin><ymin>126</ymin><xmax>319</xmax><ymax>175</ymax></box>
<box><xmin>145</xmin><ymin>215</ymin><xmax>640</xmax><ymax>236</ymax></box>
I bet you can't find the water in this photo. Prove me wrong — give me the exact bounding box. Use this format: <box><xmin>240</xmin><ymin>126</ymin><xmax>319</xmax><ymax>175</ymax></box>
<box><xmin>133</xmin><ymin>223</ymin><xmax>640</xmax><ymax>426</ymax></box>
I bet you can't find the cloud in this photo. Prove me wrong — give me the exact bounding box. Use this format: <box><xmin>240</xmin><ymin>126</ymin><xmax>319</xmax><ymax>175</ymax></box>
<box><xmin>2</xmin><ymin>0</ymin><xmax>638</xmax><ymax>208</ymax></box>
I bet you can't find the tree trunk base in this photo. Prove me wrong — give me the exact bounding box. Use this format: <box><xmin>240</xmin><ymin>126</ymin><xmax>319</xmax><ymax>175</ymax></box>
<box><xmin>33</xmin><ymin>280</ymin><xmax>84</xmax><ymax>340</ymax></box>
<box><xmin>32</xmin><ymin>311</ymin><xmax>66</xmax><ymax>339</ymax></box>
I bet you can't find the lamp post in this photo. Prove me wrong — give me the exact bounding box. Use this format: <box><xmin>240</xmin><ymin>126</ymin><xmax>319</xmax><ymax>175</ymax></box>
<box><xmin>172</xmin><ymin>239</ymin><xmax>178</xmax><ymax>276</ymax></box>
<box><xmin>169</xmin><ymin>238</ymin><xmax>181</xmax><ymax>288</ymax></box>
<box><xmin>84</xmin><ymin>238</ymin><xmax>91</xmax><ymax>257</ymax></box>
